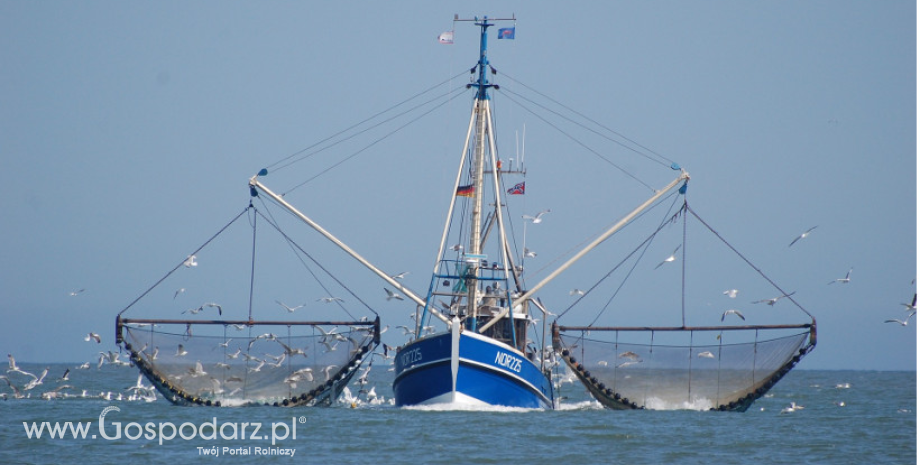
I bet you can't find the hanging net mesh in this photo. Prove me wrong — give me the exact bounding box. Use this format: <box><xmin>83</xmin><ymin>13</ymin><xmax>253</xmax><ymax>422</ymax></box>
<box><xmin>115</xmin><ymin>204</ymin><xmax>381</xmax><ymax>407</ymax></box>
<box><xmin>550</xmin><ymin>201</ymin><xmax>818</xmax><ymax>411</ymax></box>
<box><xmin>553</xmin><ymin>323</ymin><xmax>815</xmax><ymax>411</ymax></box>
<box><xmin>118</xmin><ymin>319</ymin><xmax>378</xmax><ymax>407</ymax></box>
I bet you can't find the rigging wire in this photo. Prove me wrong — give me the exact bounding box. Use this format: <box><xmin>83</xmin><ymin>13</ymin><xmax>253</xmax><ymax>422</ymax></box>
<box><xmin>264</xmin><ymin>71</ymin><xmax>470</xmax><ymax>172</ymax></box>
<box><xmin>555</xmin><ymin>191</ymin><xmax>681</xmax><ymax>321</ymax></box>
<box><xmin>685</xmin><ymin>205</ymin><xmax>815</xmax><ymax>320</ymax></box>
<box><xmin>500</xmin><ymin>72</ymin><xmax>677</xmax><ymax>169</ymax></box>
<box><xmin>117</xmin><ymin>206</ymin><xmax>251</xmax><ymax>317</ymax></box>
<box><xmin>253</xmin><ymin>197</ymin><xmax>378</xmax><ymax>318</ymax></box>
<box><xmin>282</xmin><ymin>85</ymin><xmax>469</xmax><ymax>196</ymax></box>
<box><xmin>498</xmin><ymin>88</ymin><xmax>658</xmax><ymax>193</ymax></box>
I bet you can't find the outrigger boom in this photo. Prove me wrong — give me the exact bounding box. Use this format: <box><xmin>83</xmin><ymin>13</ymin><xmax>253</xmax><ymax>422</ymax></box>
<box><xmin>248</xmin><ymin>175</ymin><xmax>451</xmax><ymax>325</ymax></box>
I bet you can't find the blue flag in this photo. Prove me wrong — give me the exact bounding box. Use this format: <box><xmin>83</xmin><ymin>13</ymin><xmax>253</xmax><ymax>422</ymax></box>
<box><xmin>497</xmin><ymin>27</ymin><xmax>515</xmax><ymax>40</ymax></box>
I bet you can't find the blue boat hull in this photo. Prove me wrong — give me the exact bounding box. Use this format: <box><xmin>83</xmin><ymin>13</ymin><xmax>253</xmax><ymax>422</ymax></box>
<box><xmin>393</xmin><ymin>330</ymin><xmax>554</xmax><ymax>409</ymax></box>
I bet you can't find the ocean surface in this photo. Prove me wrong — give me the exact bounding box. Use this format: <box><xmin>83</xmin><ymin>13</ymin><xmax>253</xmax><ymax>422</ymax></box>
<box><xmin>0</xmin><ymin>363</ymin><xmax>914</xmax><ymax>465</ymax></box>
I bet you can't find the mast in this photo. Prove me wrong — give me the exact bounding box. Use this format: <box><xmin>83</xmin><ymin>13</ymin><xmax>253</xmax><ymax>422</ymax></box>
<box><xmin>466</xmin><ymin>17</ymin><xmax>495</xmax><ymax>320</ymax></box>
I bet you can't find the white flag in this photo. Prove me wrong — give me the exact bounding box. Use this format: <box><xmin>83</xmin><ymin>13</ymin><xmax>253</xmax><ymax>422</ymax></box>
<box><xmin>438</xmin><ymin>31</ymin><xmax>454</xmax><ymax>44</ymax></box>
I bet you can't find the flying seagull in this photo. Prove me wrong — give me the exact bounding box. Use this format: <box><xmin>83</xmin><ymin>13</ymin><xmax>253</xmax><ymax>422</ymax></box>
<box><xmin>723</xmin><ymin>289</ymin><xmax>739</xmax><ymax>299</ymax></box>
<box><xmin>655</xmin><ymin>245</ymin><xmax>682</xmax><ymax>270</ymax></box>
<box><xmin>569</xmin><ymin>289</ymin><xmax>586</xmax><ymax>296</ymax></box>
<box><xmin>391</xmin><ymin>271</ymin><xmax>410</xmax><ymax>279</ymax></box>
<box><xmin>84</xmin><ymin>332</ymin><xmax>101</xmax><ymax>344</ymax></box>
<box><xmin>828</xmin><ymin>268</ymin><xmax>853</xmax><ymax>285</ymax></box>
<box><xmin>789</xmin><ymin>226</ymin><xmax>818</xmax><ymax>247</ymax></box>
<box><xmin>317</xmin><ymin>296</ymin><xmax>344</xmax><ymax>303</ymax></box>
<box><xmin>752</xmin><ymin>291</ymin><xmax>796</xmax><ymax>306</ymax></box>
<box><xmin>384</xmin><ymin>288</ymin><xmax>405</xmax><ymax>301</ymax></box>
<box><xmin>885</xmin><ymin>311</ymin><xmax>916</xmax><ymax>326</ymax></box>
<box><xmin>173</xmin><ymin>288</ymin><xmax>186</xmax><ymax>299</ymax></box>
<box><xmin>522</xmin><ymin>209</ymin><xmax>551</xmax><ymax>224</ymax></box>
<box><xmin>69</xmin><ymin>288</ymin><xmax>86</xmax><ymax>296</ymax></box>
<box><xmin>183</xmin><ymin>255</ymin><xmax>198</xmax><ymax>268</ymax></box>
<box><xmin>721</xmin><ymin>309</ymin><xmax>745</xmax><ymax>322</ymax></box>
<box><xmin>276</xmin><ymin>300</ymin><xmax>305</xmax><ymax>313</ymax></box>
<box><xmin>524</xmin><ymin>247</ymin><xmax>537</xmax><ymax>258</ymax></box>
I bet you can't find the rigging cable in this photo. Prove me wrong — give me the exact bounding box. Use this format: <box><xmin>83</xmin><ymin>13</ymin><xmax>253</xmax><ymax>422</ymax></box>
<box><xmin>117</xmin><ymin>206</ymin><xmax>251</xmax><ymax>317</ymax></box>
<box><xmin>253</xmin><ymin>197</ymin><xmax>378</xmax><ymax>318</ymax></box>
<box><xmin>685</xmin><ymin>205</ymin><xmax>814</xmax><ymax>320</ymax></box>
<box><xmin>264</xmin><ymin>71</ymin><xmax>470</xmax><ymax>172</ymax></box>
<box><xmin>282</xmin><ymin>85</ymin><xmax>469</xmax><ymax>196</ymax></box>
<box><xmin>498</xmin><ymin>88</ymin><xmax>658</xmax><ymax>193</ymax></box>
<box><xmin>500</xmin><ymin>72</ymin><xmax>677</xmax><ymax>169</ymax></box>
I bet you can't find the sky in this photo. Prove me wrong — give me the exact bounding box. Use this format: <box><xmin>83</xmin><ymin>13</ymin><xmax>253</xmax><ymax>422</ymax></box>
<box><xmin>1</xmin><ymin>1</ymin><xmax>915</xmax><ymax>372</ymax></box>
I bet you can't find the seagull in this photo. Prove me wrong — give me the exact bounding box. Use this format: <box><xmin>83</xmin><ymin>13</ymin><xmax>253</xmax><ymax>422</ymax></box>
<box><xmin>722</xmin><ymin>289</ymin><xmax>739</xmax><ymax>299</ymax></box>
<box><xmin>391</xmin><ymin>271</ymin><xmax>410</xmax><ymax>279</ymax></box>
<box><xmin>697</xmin><ymin>351</ymin><xmax>716</xmax><ymax>359</ymax></box>
<box><xmin>60</xmin><ymin>368</ymin><xmax>70</xmax><ymax>381</ymax></box>
<box><xmin>752</xmin><ymin>291</ymin><xmax>796</xmax><ymax>306</ymax></box>
<box><xmin>173</xmin><ymin>288</ymin><xmax>186</xmax><ymax>299</ymax></box>
<box><xmin>781</xmin><ymin>401</ymin><xmax>805</xmax><ymax>413</ymax></box>
<box><xmin>569</xmin><ymin>288</ymin><xmax>586</xmax><ymax>296</ymax></box>
<box><xmin>901</xmin><ymin>296</ymin><xmax>917</xmax><ymax>312</ymax></box>
<box><xmin>449</xmin><ymin>243</ymin><xmax>464</xmax><ymax>251</ymax></box>
<box><xmin>248</xmin><ymin>360</ymin><xmax>265</xmax><ymax>373</ymax></box>
<box><xmin>523</xmin><ymin>209</ymin><xmax>551</xmax><ymax>224</ymax></box>
<box><xmin>885</xmin><ymin>311</ymin><xmax>916</xmax><ymax>326</ymax></box>
<box><xmin>218</xmin><ymin>339</ymin><xmax>232</xmax><ymax>348</ymax></box>
<box><xmin>317</xmin><ymin>296</ymin><xmax>344</xmax><ymax>303</ymax></box>
<box><xmin>187</xmin><ymin>361</ymin><xmax>207</xmax><ymax>377</ymax></box>
<box><xmin>84</xmin><ymin>332</ymin><xmax>101</xmax><ymax>344</ymax></box>
<box><xmin>23</xmin><ymin>367</ymin><xmax>49</xmax><ymax>391</ymax></box>
<box><xmin>226</xmin><ymin>348</ymin><xmax>242</xmax><ymax>359</ymax></box>
<box><xmin>789</xmin><ymin>226</ymin><xmax>818</xmax><ymax>247</ymax></box>
<box><xmin>322</xmin><ymin>364</ymin><xmax>339</xmax><ymax>382</ymax></box>
<box><xmin>618</xmin><ymin>351</ymin><xmax>641</xmax><ymax>361</ymax></box>
<box><xmin>828</xmin><ymin>268</ymin><xmax>853</xmax><ymax>285</ymax></box>
<box><xmin>721</xmin><ymin>309</ymin><xmax>745</xmax><ymax>322</ymax></box>
<box><xmin>69</xmin><ymin>288</ymin><xmax>86</xmax><ymax>296</ymax></box>
<box><xmin>248</xmin><ymin>333</ymin><xmax>277</xmax><ymax>350</ymax></box>
<box><xmin>76</xmin><ymin>362</ymin><xmax>91</xmax><ymax>370</ymax></box>
<box><xmin>384</xmin><ymin>288</ymin><xmax>405</xmax><ymax>301</ymax></box>
<box><xmin>201</xmin><ymin>302</ymin><xmax>222</xmax><ymax>315</ymax></box>
<box><xmin>183</xmin><ymin>255</ymin><xmax>198</xmax><ymax>268</ymax></box>
<box><xmin>150</xmin><ymin>347</ymin><xmax>159</xmax><ymax>360</ymax></box>
<box><xmin>7</xmin><ymin>354</ymin><xmax>26</xmax><ymax>375</ymax></box>
<box><xmin>175</xmin><ymin>344</ymin><xmax>188</xmax><ymax>357</ymax></box>
<box><xmin>276</xmin><ymin>300</ymin><xmax>305</xmax><ymax>313</ymax></box>
<box><xmin>524</xmin><ymin>248</ymin><xmax>537</xmax><ymax>258</ymax></box>
<box><xmin>396</xmin><ymin>325</ymin><xmax>413</xmax><ymax>335</ymax></box>
<box><xmin>654</xmin><ymin>245</ymin><xmax>682</xmax><ymax>270</ymax></box>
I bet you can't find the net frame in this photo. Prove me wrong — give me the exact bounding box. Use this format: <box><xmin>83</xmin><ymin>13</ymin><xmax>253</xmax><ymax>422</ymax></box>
<box><xmin>553</xmin><ymin>321</ymin><xmax>816</xmax><ymax>411</ymax></box>
<box><xmin>116</xmin><ymin>316</ymin><xmax>380</xmax><ymax>407</ymax></box>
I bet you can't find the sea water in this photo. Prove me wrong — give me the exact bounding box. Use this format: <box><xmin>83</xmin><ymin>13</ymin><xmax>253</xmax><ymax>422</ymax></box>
<box><xmin>0</xmin><ymin>363</ymin><xmax>914</xmax><ymax>465</ymax></box>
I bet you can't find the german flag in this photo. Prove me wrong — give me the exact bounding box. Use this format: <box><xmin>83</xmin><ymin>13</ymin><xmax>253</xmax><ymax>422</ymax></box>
<box><xmin>456</xmin><ymin>184</ymin><xmax>474</xmax><ymax>197</ymax></box>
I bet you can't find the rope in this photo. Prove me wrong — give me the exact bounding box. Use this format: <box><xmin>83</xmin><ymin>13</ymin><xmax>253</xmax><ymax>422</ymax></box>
<box><xmin>498</xmin><ymin>88</ymin><xmax>658</xmax><ymax>193</ymax></box>
<box><xmin>253</xmin><ymin>203</ymin><xmax>378</xmax><ymax>318</ymax></box>
<box><xmin>117</xmin><ymin>206</ymin><xmax>251</xmax><ymax>316</ymax></box>
<box><xmin>247</xmin><ymin>207</ymin><xmax>258</xmax><ymax>321</ymax></box>
<box><xmin>499</xmin><ymin>72</ymin><xmax>677</xmax><ymax>169</ymax></box>
<box><xmin>264</xmin><ymin>71</ymin><xmax>470</xmax><ymax>172</ymax></box>
<box><xmin>685</xmin><ymin>205</ymin><xmax>815</xmax><ymax>320</ymax></box>
<box><xmin>281</xmin><ymin>85</ymin><xmax>469</xmax><ymax>196</ymax></box>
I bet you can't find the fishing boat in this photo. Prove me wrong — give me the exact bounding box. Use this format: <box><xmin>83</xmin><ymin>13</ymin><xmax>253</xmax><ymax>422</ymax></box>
<box><xmin>248</xmin><ymin>15</ymin><xmax>815</xmax><ymax>410</ymax></box>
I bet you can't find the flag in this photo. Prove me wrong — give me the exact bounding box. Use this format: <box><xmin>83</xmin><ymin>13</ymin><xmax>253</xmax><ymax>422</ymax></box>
<box><xmin>438</xmin><ymin>31</ymin><xmax>454</xmax><ymax>44</ymax></box>
<box><xmin>507</xmin><ymin>182</ymin><xmax>525</xmax><ymax>195</ymax></box>
<box><xmin>497</xmin><ymin>27</ymin><xmax>515</xmax><ymax>40</ymax></box>
<box><xmin>456</xmin><ymin>184</ymin><xmax>474</xmax><ymax>197</ymax></box>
